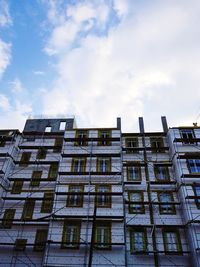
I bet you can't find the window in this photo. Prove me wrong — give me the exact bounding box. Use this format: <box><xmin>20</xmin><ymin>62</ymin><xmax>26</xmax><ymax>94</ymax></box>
<box><xmin>62</xmin><ymin>221</ymin><xmax>81</xmax><ymax>249</ymax></box>
<box><xmin>125</xmin><ymin>138</ymin><xmax>138</xmax><ymax>153</ymax></box>
<box><xmin>2</xmin><ymin>209</ymin><xmax>15</xmax><ymax>228</ymax></box>
<box><xmin>96</xmin><ymin>185</ymin><xmax>111</xmax><ymax>208</ymax></box>
<box><xmin>98</xmin><ymin>130</ymin><xmax>111</xmax><ymax>146</ymax></box>
<box><xmin>53</xmin><ymin>138</ymin><xmax>63</xmax><ymax>153</ymax></box>
<box><xmin>187</xmin><ymin>159</ymin><xmax>200</xmax><ymax>173</ymax></box>
<box><xmin>67</xmin><ymin>185</ymin><xmax>84</xmax><ymax>207</ymax></box>
<box><xmin>45</xmin><ymin>126</ymin><xmax>51</xmax><ymax>132</ymax></box>
<box><xmin>163</xmin><ymin>230</ymin><xmax>182</xmax><ymax>254</ymax></box>
<box><xmin>154</xmin><ymin>165</ymin><xmax>170</xmax><ymax>181</ymax></box>
<box><xmin>41</xmin><ymin>192</ymin><xmax>54</xmax><ymax>213</ymax></box>
<box><xmin>150</xmin><ymin>137</ymin><xmax>164</xmax><ymax>152</ymax></box>
<box><xmin>94</xmin><ymin>223</ymin><xmax>111</xmax><ymax>249</ymax></box>
<box><xmin>48</xmin><ymin>163</ymin><xmax>58</xmax><ymax>180</ymax></box>
<box><xmin>14</xmin><ymin>239</ymin><xmax>27</xmax><ymax>251</ymax></box>
<box><xmin>22</xmin><ymin>199</ymin><xmax>35</xmax><ymax>220</ymax></box>
<box><xmin>30</xmin><ymin>171</ymin><xmax>42</xmax><ymax>186</ymax></box>
<box><xmin>128</xmin><ymin>191</ymin><xmax>144</xmax><ymax>214</ymax></box>
<box><xmin>59</xmin><ymin>121</ymin><xmax>66</xmax><ymax>131</ymax></box>
<box><xmin>19</xmin><ymin>152</ymin><xmax>31</xmax><ymax>166</ymax></box>
<box><xmin>193</xmin><ymin>185</ymin><xmax>200</xmax><ymax>208</ymax></box>
<box><xmin>36</xmin><ymin>148</ymin><xmax>47</xmax><ymax>160</ymax></box>
<box><xmin>130</xmin><ymin>229</ymin><xmax>147</xmax><ymax>253</ymax></box>
<box><xmin>96</xmin><ymin>158</ymin><xmax>111</xmax><ymax>172</ymax></box>
<box><xmin>127</xmin><ymin>166</ymin><xmax>141</xmax><ymax>181</ymax></box>
<box><xmin>75</xmin><ymin>130</ymin><xmax>88</xmax><ymax>146</ymax></box>
<box><xmin>34</xmin><ymin>229</ymin><xmax>48</xmax><ymax>251</ymax></box>
<box><xmin>180</xmin><ymin>129</ymin><xmax>195</xmax><ymax>144</ymax></box>
<box><xmin>71</xmin><ymin>158</ymin><xmax>86</xmax><ymax>172</ymax></box>
<box><xmin>11</xmin><ymin>180</ymin><xmax>23</xmax><ymax>194</ymax></box>
<box><xmin>158</xmin><ymin>192</ymin><xmax>175</xmax><ymax>214</ymax></box>
<box><xmin>0</xmin><ymin>138</ymin><xmax>5</xmax><ymax>147</ymax></box>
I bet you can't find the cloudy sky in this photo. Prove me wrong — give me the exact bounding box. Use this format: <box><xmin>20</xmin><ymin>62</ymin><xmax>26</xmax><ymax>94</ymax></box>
<box><xmin>0</xmin><ymin>0</ymin><xmax>200</xmax><ymax>132</ymax></box>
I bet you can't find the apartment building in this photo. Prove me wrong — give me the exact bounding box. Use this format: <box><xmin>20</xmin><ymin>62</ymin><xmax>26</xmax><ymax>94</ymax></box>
<box><xmin>0</xmin><ymin>116</ymin><xmax>199</xmax><ymax>267</ymax></box>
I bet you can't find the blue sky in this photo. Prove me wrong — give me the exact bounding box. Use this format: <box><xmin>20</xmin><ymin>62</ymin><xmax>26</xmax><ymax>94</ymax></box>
<box><xmin>0</xmin><ymin>0</ymin><xmax>200</xmax><ymax>132</ymax></box>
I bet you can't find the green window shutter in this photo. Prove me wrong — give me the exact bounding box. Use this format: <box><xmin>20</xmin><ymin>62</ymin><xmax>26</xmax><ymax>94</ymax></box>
<box><xmin>108</xmin><ymin>158</ymin><xmax>111</xmax><ymax>172</ymax></box>
<box><xmin>19</xmin><ymin>152</ymin><xmax>31</xmax><ymax>166</ymax></box>
<box><xmin>14</xmin><ymin>239</ymin><xmax>27</xmax><ymax>251</ymax></box>
<box><xmin>34</xmin><ymin>229</ymin><xmax>48</xmax><ymax>251</ymax></box>
<box><xmin>97</xmin><ymin>158</ymin><xmax>100</xmax><ymax>172</ymax></box>
<box><xmin>37</xmin><ymin>148</ymin><xmax>47</xmax><ymax>159</ymax></box>
<box><xmin>48</xmin><ymin>163</ymin><xmax>58</xmax><ymax>180</ymax></box>
<box><xmin>104</xmin><ymin>227</ymin><xmax>110</xmax><ymax>246</ymax></box>
<box><xmin>22</xmin><ymin>199</ymin><xmax>35</xmax><ymax>220</ymax></box>
<box><xmin>41</xmin><ymin>192</ymin><xmax>54</xmax><ymax>213</ymax></box>
<box><xmin>30</xmin><ymin>171</ymin><xmax>42</xmax><ymax>186</ymax></box>
<box><xmin>11</xmin><ymin>180</ymin><xmax>23</xmax><ymax>194</ymax></box>
<box><xmin>96</xmin><ymin>227</ymin><xmax>102</xmax><ymax>244</ymax></box>
<box><xmin>54</xmin><ymin>138</ymin><xmax>63</xmax><ymax>152</ymax></box>
<box><xmin>72</xmin><ymin>227</ymin><xmax>78</xmax><ymax>244</ymax></box>
<box><xmin>2</xmin><ymin>209</ymin><xmax>15</xmax><ymax>228</ymax></box>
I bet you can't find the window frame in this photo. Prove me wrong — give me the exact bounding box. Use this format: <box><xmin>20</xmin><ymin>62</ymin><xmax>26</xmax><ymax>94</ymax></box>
<box><xmin>71</xmin><ymin>158</ymin><xmax>86</xmax><ymax>172</ymax></box>
<box><xmin>0</xmin><ymin>138</ymin><xmax>5</xmax><ymax>147</ymax></box>
<box><xmin>180</xmin><ymin>129</ymin><xmax>195</xmax><ymax>144</ymax></box>
<box><xmin>162</xmin><ymin>229</ymin><xmax>182</xmax><ymax>255</ymax></box>
<box><xmin>128</xmin><ymin>191</ymin><xmax>145</xmax><ymax>214</ymax></box>
<box><xmin>11</xmin><ymin>180</ymin><xmax>23</xmax><ymax>194</ymax></box>
<box><xmin>48</xmin><ymin>163</ymin><xmax>58</xmax><ymax>180</ymax></box>
<box><xmin>96</xmin><ymin>157</ymin><xmax>111</xmax><ymax>173</ymax></box>
<box><xmin>94</xmin><ymin>222</ymin><xmax>111</xmax><ymax>250</ymax></box>
<box><xmin>61</xmin><ymin>220</ymin><xmax>81</xmax><ymax>249</ymax></box>
<box><xmin>127</xmin><ymin>166</ymin><xmax>141</xmax><ymax>181</ymax></box>
<box><xmin>14</xmin><ymin>239</ymin><xmax>27</xmax><ymax>251</ymax></box>
<box><xmin>125</xmin><ymin>138</ymin><xmax>139</xmax><ymax>153</ymax></box>
<box><xmin>22</xmin><ymin>199</ymin><xmax>35</xmax><ymax>220</ymax></box>
<box><xmin>193</xmin><ymin>184</ymin><xmax>200</xmax><ymax>209</ymax></box>
<box><xmin>187</xmin><ymin>159</ymin><xmax>200</xmax><ymax>174</ymax></box>
<box><xmin>30</xmin><ymin>171</ymin><xmax>42</xmax><ymax>186</ymax></box>
<box><xmin>96</xmin><ymin>185</ymin><xmax>111</xmax><ymax>208</ymax></box>
<box><xmin>75</xmin><ymin>130</ymin><xmax>88</xmax><ymax>146</ymax></box>
<box><xmin>41</xmin><ymin>192</ymin><xmax>54</xmax><ymax>213</ymax></box>
<box><xmin>34</xmin><ymin>229</ymin><xmax>48</xmax><ymax>252</ymax></box>
<box><xmin>2</xmin><ymin>209</ymin><xmax>16</xmax><ymax>229</ymax></box>
<box><xmin>154</xmin><ymin>165</ymin><xmax>170</xmax><ymax>181</ymax></box>
<box><xmin>67</xmin><ymin>185</ymin><xmax>84</xmax><ymax>207</ymax></box>
<box><xmin>36</xmin><ymin>147</ymin><xmax>47</xmax><ymax>160</ymax></box>
<box><xmin>53</xmin><ymin>138</ymin><xmax>63</xmax><ymax>153</ymax></box>
<box><xmin>19</xmin><ymin>152</ymin><xmax>31</xmax><ymax>167</ymax></box>
<box><xmin>157</xmin><ymin>191</ymin><xmax>176</xmax><ymax>214</ymax></box>
<box><xmin>98</xmin><ymin>130</ymin><xmax>111</xmax><ymax>146</ymax></box>
<box><xmin>130</xmin><ymin>228</ymin><xmax>148</xmax><ymax>254</ymax></box>
<box><xmin>150</xmin><ymin>137</ymin><xmax>165</xmax><ymax>152</ymax></box>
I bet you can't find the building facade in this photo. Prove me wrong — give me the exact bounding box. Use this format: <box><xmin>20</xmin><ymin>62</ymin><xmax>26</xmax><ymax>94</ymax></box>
<box><xmin>0</xmin><ymin>116</ymin><xmax>199</xmax><ymax>266</ymax></box>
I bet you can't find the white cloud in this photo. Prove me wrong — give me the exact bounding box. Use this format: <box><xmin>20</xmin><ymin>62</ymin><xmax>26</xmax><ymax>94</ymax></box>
<box><xmin>113</xmin><ymin>0</ymin><xmax>128</xmax><ymax>17</ymax></box>
<box><xmin>33</xmin><ymin>70</ymin><xmax>45</xmax><ymax>75</ymax></box>
<box><xmin>0</xmin><ymin>94</ymin><xmax>10</xmax><ymax>111</ymax></box>
<box><xmin>0</xmin><ymin>98</ymin><xmax>32</xmax><ymax>130</ymax></box>
<box><xmin>0</xmin><ymin>0</ymin><xmax>12</xmax><ymax>27</ymax></box>
<box><xmin>0</xmin><ymin>39</ymin><xmax>11</xmax><ymax>78</ymax></box>
<box><xmin>40</xmin><ymin>0</ymin><xmax>200</xmax><ymax>131</ymax></box>
<box><xmin>9</xmin><ymin>78</ymin><xmax>24</xmax><ymax>93</ymax></box>
<box><xmin>44</xmin><ymin>0</ymin><xmax>110</xmax><ymax>56</ymax></box>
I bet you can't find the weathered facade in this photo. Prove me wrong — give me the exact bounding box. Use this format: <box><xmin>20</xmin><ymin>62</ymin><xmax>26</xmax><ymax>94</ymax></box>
<box><xmin>0</xmin><ymin>116</ymin><xmax>199</xmax><ymax>266</ymax></box>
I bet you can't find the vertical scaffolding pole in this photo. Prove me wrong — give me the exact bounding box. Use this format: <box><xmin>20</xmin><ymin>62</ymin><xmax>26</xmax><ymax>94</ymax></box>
<box><xmin>139</xmin><ymin>117</ymin><xmax>159</xmax><ymax>267</ymax></box>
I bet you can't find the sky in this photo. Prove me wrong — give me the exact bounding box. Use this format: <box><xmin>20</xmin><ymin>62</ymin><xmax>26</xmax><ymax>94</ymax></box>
<box><xmin>0</xmin><ymin>0</ymin><xmax>200</xmax><ymax>132</ymax></box>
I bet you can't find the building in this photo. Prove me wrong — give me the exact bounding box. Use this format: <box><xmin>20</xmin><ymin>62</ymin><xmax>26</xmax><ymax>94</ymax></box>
<box><xmin>0</xmin><ymin>116</ymin><xmax>199</xmax><ymax>266</ymax></box>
